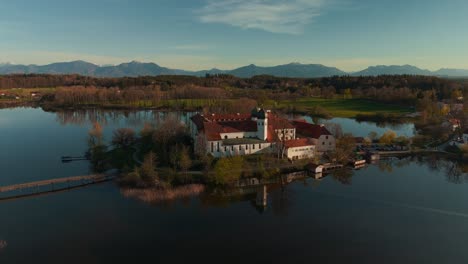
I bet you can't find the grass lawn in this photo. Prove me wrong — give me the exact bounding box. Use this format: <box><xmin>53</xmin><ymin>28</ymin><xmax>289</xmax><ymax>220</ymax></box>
<box><xmin>279</xmin><ymin>98</ymin><xmax>413</xmax><ymax>118</ymax></box>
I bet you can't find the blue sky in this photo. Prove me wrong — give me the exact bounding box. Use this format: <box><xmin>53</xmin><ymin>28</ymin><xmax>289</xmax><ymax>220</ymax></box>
<box><xmin>0</xmin><ymin>0</ymin><xmax>467</xmax><ymax>71</ymax></box>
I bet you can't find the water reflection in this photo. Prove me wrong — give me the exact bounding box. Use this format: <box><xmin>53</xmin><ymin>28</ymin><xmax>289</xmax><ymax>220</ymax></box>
<box><xmin>119</xmin><ymin>156</ymin><xmax>468</xmax><ymax>214</ymax></box>
<box><xmin>379</xmin><ymin>156</ymin><xmax>468</xmax><ymax>184</ymax></box>
<box><xmin>297</xmin><ymin>115</ymin><xmax>415</xmax><ymax>137</ymax></box>
<box><xmin>0</xmin><ymin>240</ymin><xmax>6</xmax><ymax>251</ymax></box>
<box><xmin>54</xmin><ymin>109</ymin><xmax>196</xmax><ymax>127</ymax></box>
<box><xmin>331</xmin><ymin>168</ymin><xmax>354</xmax><ymax>185</ymax></box>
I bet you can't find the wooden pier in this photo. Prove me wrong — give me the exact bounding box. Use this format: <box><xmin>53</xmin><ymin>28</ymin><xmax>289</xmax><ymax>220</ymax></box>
<box><xmin>61</xmin><ymin>156</ymin><xmax>89</xmax><ymax>163</ymax></box>
<box><xmin>0</xmin><ymin>174</ymin><xmax>116</xmax><ymax>199</ymax></box>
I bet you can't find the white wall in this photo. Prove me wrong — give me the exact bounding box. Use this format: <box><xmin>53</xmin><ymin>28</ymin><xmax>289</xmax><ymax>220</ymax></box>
<box><xmin>316</xmin><ymin>135</ymin><xmax>336</xmax><ymax>152</ymax></box>
<box><xmin>206</xmin><ymin>140</ymin><xmax>274</xmax><ymax>158</ymax></box>
<box><xmin>275</xmin><ymin>128</ymin><xmax>296</xmax><ymax>141</ymax></box>
<box><xmin>219</xmin><ymin>131</ymin><xmax>257</xmax><ymax>139</ymax></box>
<box><xmin>286</xmin><ymin>145</ymin><xmax>315</xmax><ymax>160</ymax></box>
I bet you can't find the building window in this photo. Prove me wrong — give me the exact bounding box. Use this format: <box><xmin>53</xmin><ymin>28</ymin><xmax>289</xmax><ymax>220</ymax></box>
<box><xmin>224</xmin><ymin>146</ymin><xmax>227</xmax><ymax>151</ymax></box>
<box><xmin>217</xmin><ymin>142</ymin><xmax>220</xmax><ymax>152</ymax></box>
<box><xmin>253</xmin><ymin>144</ymin><xmax>255</xmax><ymax>150</ymax></box>
<box><xmin>246</xmin><ymin>145</ymin><xmax>249</xmax><ymax>150</ymax></box>
<box><xmin>259</xmin><ymin>144</ymin><xmax>261</xmax><ymax>149</ymax></box>
<box><xmin>326</xmin><ymin>136</ymin><xmax>329</xmax><ymax>139</ymax></box>
<box><xmin>225</xmin><ymin>135</ymin><xmax>228</xmax><ymax>139</ymax></box>
<box><xmin>322</xmin><ymin>142</ymin><xmax>325</xmax><ymax>145</ymax></box>
<box><xmin>239</xmin><ymin>145</ymin><xmax>242</xmax><ymax>151</ymax></box>
<box><xmin>231</xmin><ymin>146</ymin><xmax>234</xmax><ymax>151</ymax></box>
<box><xmin>211</xmin><ymin>142</ymin><xmax>214</xmax><ymax>152</ymax></box>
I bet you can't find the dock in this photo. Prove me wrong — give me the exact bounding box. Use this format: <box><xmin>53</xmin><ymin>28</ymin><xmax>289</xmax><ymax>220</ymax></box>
<box><xmin>0</xmin><ymin>173</ymin><xmax>116</xmax><ymax>199</ymax></box>
<box><xmin>61</xmin><ymin>156</ymin><xmax>89</xmax><ymax>163</ymax></box>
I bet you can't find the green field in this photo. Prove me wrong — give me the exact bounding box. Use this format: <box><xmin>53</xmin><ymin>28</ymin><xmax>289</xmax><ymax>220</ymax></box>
<box><xmin>279</xmin><ymin>98</ymin><xmax>413</xmax><ymax>118</ymax></box>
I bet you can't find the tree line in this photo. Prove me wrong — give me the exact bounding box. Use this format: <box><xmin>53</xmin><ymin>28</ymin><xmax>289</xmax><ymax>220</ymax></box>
<box><xmin>1</xmin><ymin>73</ymin><xmax>467</xmax><ymax>108</ymax></box>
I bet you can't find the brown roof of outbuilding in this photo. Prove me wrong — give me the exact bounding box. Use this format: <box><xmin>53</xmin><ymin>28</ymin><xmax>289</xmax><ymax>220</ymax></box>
<box><xmin>283</xmin><ymin>138</ymin><xmax>315</xmax><ymax>148</ymax></box>
<box><xmin>292</xmin><ymin>120</ymin><xmax>332</xmax><ymax>139</ymax></box>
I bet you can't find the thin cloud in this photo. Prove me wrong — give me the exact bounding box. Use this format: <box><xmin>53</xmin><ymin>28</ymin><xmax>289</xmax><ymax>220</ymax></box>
<box><xmin>198</xmin><ymin>0</ymin><xmax>324</xmax><ymax>34</ymax></box>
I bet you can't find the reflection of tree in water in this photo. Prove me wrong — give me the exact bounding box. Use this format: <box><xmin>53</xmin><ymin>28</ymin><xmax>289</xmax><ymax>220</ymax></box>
<box><xmin>409</xmin><ymin>156</ymin><xmax>468</xmax><ymax>184</ymax></box>
<box><xmin>394</xmin><ymin>158</ymin><xmax>411</xmax><ymax>168</ymax></box>
<box><xmin>54</xmin><ymin>109</ymin><xmax>196</xmax><ymax>128</ymax></box>
<box><xmin>426</xmin><ymin>155</ymin><xmax>444</xmax><ymax>173</ymax></box>
<box><xmin>199</xmin><ymin>187</ymin><xmax>254</xmax><ymax>209</ymax></box>
<box><xmin>56</xmin><ymin>109</ymin><xmax>118</xmax><ymax>126</ymax></box>
<box><xmin>270</xmin><ymin>183</ymin><xmax>294</xmax><ymax>216</ymax></box>
<box><xmin>331</xmin><ymin>168</ymin><xmax>354</xmax><ymax>185</ymax></box>
<box><xmin>378</xmin><ymin>159</ymin><xmax>393</xmax><ymax>173</ymax></box>
<box><xmin>443</xmin><ymin>160</ymin><xmax>465</xmax><ymax>184</ymax></box>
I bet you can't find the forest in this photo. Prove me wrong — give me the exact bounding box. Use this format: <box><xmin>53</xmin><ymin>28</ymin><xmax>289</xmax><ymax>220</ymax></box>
<box><xmin>1</xmin><ymin>73</ymin><xmax>467</xmax><ymax>115</ymax></box>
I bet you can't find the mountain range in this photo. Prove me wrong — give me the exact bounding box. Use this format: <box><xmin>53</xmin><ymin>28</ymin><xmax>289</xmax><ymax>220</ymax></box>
<box><xmin>1</xmin><ymin>60</ymin><xmax>467</xmax><ymax>78</ymax></box>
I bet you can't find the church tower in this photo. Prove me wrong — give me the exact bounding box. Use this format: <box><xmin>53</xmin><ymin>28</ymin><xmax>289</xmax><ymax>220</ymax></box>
<box><xmin>256</xmin><ymin>109</ymin><xmax>268</xmax><ymax>140</ymax></box>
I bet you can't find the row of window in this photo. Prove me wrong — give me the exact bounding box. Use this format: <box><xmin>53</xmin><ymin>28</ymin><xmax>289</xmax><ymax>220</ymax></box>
<box><xmin>291</xmin><ymin>154</ymin><xmax>313</xmax><ymax>160</ymax></box>
<box><xmin>210</xmin><ymin>142</ymin><xmax>272</xmax><ymax>153</ymax></box>
<box><xmin>292</xmin><ymin>147</ymin><xmax>314</xmax><ymax>152</ymax></box>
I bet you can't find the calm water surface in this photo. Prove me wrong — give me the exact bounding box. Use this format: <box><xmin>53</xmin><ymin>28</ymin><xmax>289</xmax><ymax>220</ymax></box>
<box><xmin>1</xmin><ymin>108</ymin><xmax>468</xmax><ymax>263</ymax></box>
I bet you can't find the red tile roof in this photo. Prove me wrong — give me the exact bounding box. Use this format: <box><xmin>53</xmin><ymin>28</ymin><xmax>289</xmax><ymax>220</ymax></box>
<box><xmin>292</xmin><ymin>120</ymin><xmax>332</xmax><ymax>139</ymax></box>
<box><xmin>266</xmin><ymin>125</ymin><xmax>277</xmax><ymax>143</ymax></box>
<box><xmin>203</xmin><ymin>122</ymin><xmax>223</xmax><ymax>141</ymax></box>
<box><xmin>203</xmin><ymin>120</ymin><xmax>259</xmax><ymax>141</ymax></box>
<box><xmin>283</xmin><ymin>138</ymin><xmax>315</xmax><ymax>148</ymax></box>
<box><xmin>268</xmin><ymin>114</ymin><xmax>295</xmax><ymax>129</ymax></box>
<box><xmin>191</xmin><ymin>111</ymin><xmax>297</xmax><ymax>142</ymax></box>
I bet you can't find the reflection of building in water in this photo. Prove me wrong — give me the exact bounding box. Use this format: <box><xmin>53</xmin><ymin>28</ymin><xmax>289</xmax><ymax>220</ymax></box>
<box><xmin>256</xmin><ymin>185</ymin><xmax>267</xmax><ymax>208</ymax></box>
<box><xmin>202</xmin><ymin>171</ymin><xmax>311</xmax><ymax>213</ymax></box>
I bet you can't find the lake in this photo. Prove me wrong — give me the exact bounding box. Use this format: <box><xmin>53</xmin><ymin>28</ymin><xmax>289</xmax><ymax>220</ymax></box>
<box><xmin>300</xmin><ymin>115</ymin><xmax>415</xmax><ymax>137</ymax></box>
<box><xmin>1</xmin><ymin>108</ymin><xmax>468</xmax><ymax>263</ymax></box>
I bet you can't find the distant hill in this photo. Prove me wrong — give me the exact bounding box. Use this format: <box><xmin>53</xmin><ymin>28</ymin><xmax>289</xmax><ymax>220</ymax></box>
<box><xmin>228</xmin><ymin>63</ymin><xmax>346</xmax><ymax>78</ymax></box>
<box><xmin>94</xmin><ymin>61</ymin><xmax>177</xmax><ymax>77</ymax></box>
<box><xmin>352</xmin><ymin>65</ymin><xmax>433</xmax><ymax>76</ymax></box>
<box><xmin>433</xmin><ymin>68</ymin><xmax>468</xmax><ymax>77</ymax></box>
<box><xmin>1</xmin><ymin>60</ymin><xmax>468</xmax><ymax>78</ymax></box>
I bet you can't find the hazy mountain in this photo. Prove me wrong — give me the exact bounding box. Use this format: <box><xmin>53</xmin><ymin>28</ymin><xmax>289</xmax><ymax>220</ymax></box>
<box><xmin>433</xmin><ymin>68</ymin><xmax>468</xmax><ymax>77</ymax></box>
<box><xmin>228</xmin><ymin>63</ymin><xmax>346</xmax><ymax>78</ymax></box>
<box><xmin>94</xmin><ymin>61</ymin><xmax>176</xmax><ymax>77</ymax></box>
<box><xmin>353</xmin><ymin>65</ymin><xmax>433</xmax><ymax>76</ymax></box>
<box><xmin>37</xmin><ymin>60</ymin><xmax>99</xmax><ymax>75</ymax></box>
<box><xmin>1</xmin><ymin>61</ymin><xmax>468</xmax><ymax>78</ymax></box>
<box><xmin>0</xmin><ymin>60</ymin><xmax>99</xmax><ymax>75</ymax></box>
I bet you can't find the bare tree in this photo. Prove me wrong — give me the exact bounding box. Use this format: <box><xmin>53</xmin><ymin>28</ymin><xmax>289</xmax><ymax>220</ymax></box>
<box><xmin>112</xmin><ymin>128</ymin><xmax>136</xmax><ymax>149</ymax></box>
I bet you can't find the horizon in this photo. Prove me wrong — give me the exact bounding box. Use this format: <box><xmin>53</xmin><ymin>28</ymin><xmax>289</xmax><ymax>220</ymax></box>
<box><xmin>1</xmin><ymin>0</ymin><xmax>468</xmax><ymax>71</ymax></box>
<box><xmin>1</xmin><ymin>60</ymin><xmax>467</xmax><ymax>73</ymax></box>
